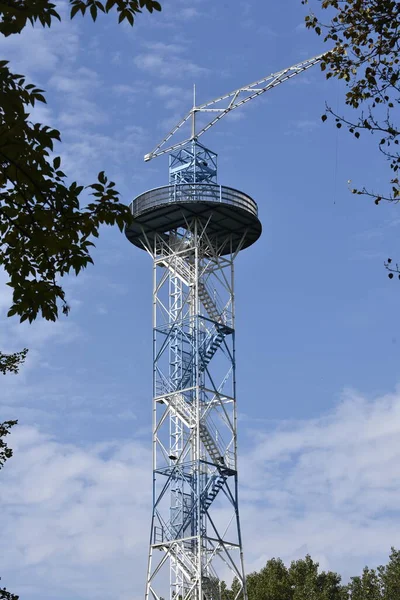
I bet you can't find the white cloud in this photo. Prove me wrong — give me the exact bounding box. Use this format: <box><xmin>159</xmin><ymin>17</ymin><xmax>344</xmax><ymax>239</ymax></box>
<box><xmin>241</xmin><ymin>20</ymin><xmax>277</xmax><ymax>37</ymax></box>
<box><xmin>2</xmin><ymin>389</ymin><xmax>400</xmax><ymax>599</ymax></box>
<box><xmin>59</xmin><ymin>125</ymin><xmax>147</xmax><ymax>186</ymax></box>
<box><xmin>155</xmin><ymin>84</ymin><xmax>192</xmax><ymax>110</ymax></box>
<box><xmin>0</xmin><ymin>10</ymin><xmax>79</xmax><ymax>81</ymax></box>
<box><xmin>160</xmin><ymin>0</ymin><xmax>208</xmax><ymax>26</ymax></box>
<box><xmin>293</xmin><ymin>119</ymin><xmax>319</xmax><ymax>130</ymax></box>
<box><xmin>146</xmin><ymin>42</ymin><xmax>184</xmax><ymax>55</ymax></box>
<box><xmin>11</xmin><ymin>319</ymin><xmax>82</xmax><ymax>347</ymax></box>
<box><xmin>284</xmin><ymin>118</ymin><xmax>319</xmax><ymax>136</ymax></box>
<box><xmin>0</xmin><ymin>426</ymin><xmax>151</xmax><ymax>600</ymax></box>
<box><xmin>288</xmin><ymin>74</ymin><xmax>314</xmax><ymax>86</ymax></box>
<box><xmin>58</xmin><ymin>96</ymin><xmax>108</xmax><ymax>128</ymax></box>
<box><xmin>112</xmin><ymin>83</ymin><xmax>148</xmax><ymax>98</ymax></box>
<box><xmin>295</xmin><ymin>22</ymin><xmax>306</xmax><ymax>32</ymax></box>
<box><xmin>240</xmin><ymin>388</ymin><xmax>400</xmax><ymax>578</ymax></box>
<box><xmin>113</xmin><ymin>84</ymin><xmax>135</xmax><ymax>94</ymax></box>
<box><xmin>179</xmin><ymin>7</ymin><xmax>200</xmax><ymax>20</ymax></box>
<box><xmin>155</xmin><ymin>84</ymin><xmax>183</xmax><ymax>97</ymax></box>
<box><xmin>50</xmin><ymin>67</ymin><xmax>101</xmax><ymax>96</ymax></box>
<box><xmin>134</xmin><ymin>42</ymin><xmax>208</xmax><ymax>79</ymax></box>
<box><xmin>48</xmin><ymin>67</ymin><xmax>108</xmax><ymax>128</ymax></box>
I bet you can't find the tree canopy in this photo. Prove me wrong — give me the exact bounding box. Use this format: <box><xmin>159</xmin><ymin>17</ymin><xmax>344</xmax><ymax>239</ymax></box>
<box><xmin>303</xmin><ymin>0</ymin><xmax>399</xmax><ymax>206</ymax></box>
<box><xmin>0</xmin><ymin>0</ymin><xmax>162</xmax><ymax>36</ymax></box>
<box><xmin>0</xmin><ymin>420</ymin><xmax>19</xmax><ymax>599</ymax></box>
<box><xmin>0</xmin><ymin>1</ymin><xmax>162</xmax><ymax>374</ymax></box>
<box><xmin>0</xmin><ymin>581</ymin><xmax>19</xmax><ymax>600</ymax></box>
<box><xmin>223</xmin><ymin>549</ymin><xmax>400</xmax><ymax>600</ymax></box>
<box><xmin>0</xmin><ymin>420</ymin><xmax>17</xmax><ymax>469</ymax></box>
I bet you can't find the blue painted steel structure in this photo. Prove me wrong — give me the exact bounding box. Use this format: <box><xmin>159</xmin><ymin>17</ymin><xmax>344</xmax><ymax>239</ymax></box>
<box><xmin>126</xmin><ymin>140</ymin><xmax>261</xmax><ymax>600</ymax></box>
<box><xmin>126</xmin><ymin>52</ymin><xmax>326</xmax><ymax>600</ymax></box>
<box><xmin>169</xmin><ymin>141</ymin><xmax>217</xmax><ymax>185</ymax></box>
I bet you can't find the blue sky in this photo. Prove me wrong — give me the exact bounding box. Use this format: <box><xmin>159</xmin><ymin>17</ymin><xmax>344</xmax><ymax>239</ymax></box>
<box><xmin>1</xmin><ymin>1</ymin><xmax>400</xmax><ymax>599</ymax></box>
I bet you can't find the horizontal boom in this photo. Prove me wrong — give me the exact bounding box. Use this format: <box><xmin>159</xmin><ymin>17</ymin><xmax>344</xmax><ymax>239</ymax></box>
<box><xmin>144</xmin><ymin>51</ymin><xmax>328</xmax><ymax>162</ymax></box>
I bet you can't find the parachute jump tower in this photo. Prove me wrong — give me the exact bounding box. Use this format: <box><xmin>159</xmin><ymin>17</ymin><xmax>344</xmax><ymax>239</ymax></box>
<box><xmin>125</xmin><ymin>53</ymin><xmax>325</xmax><ymax>600</ymax></box>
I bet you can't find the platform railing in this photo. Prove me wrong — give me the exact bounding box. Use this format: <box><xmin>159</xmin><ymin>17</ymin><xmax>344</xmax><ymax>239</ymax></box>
<box><xmin>130</xmin><ymin>183</ymin><xmax>258</xmax><ymax>218</ymax></box>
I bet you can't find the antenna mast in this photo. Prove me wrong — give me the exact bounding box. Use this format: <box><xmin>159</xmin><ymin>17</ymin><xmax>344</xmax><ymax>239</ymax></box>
<box><xmin>192</xmin><ymin>84</ymin><xmax>196</xmax><ymax>140</ymax></box>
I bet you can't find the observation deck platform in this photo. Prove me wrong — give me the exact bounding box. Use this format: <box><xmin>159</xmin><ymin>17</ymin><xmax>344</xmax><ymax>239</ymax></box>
<box><xmin>125</xmin><ymin>183</ymin><xmax>262</xmax><ymax>255</ymax></box>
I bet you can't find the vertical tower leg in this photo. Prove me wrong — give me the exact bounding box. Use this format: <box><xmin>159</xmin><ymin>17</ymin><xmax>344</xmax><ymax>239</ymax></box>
<box><xmin>144</xmin><ymin>219</ymin><xmax>248</xmax><ymax>600</ymax></box>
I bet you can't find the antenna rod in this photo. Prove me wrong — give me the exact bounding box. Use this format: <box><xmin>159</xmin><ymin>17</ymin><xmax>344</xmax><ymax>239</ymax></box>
<box><xmin>191</xmin><ymin>84</ymin><xmax>196</xmax><ymax>140</ymax></box>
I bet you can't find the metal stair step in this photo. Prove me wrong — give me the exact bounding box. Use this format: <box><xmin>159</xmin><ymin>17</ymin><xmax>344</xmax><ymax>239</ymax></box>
<box><xmin>200</xmin><ymin>473</ymin><xmax>228</xmax><ymax>514</ymax></box>
<box><xmin>199</xmin><ymin>424</ymin><xmax>222</xmax><ymax>463</ymax></box>
<box><xmin>198</xmin><ymin>283</ymin><xmax>223</xmax><ymax>323</ymax></box>
<box><xmin>199</xmin><ymin>329</ymin><xmax>227</xmax><ymax>372</ymax></box>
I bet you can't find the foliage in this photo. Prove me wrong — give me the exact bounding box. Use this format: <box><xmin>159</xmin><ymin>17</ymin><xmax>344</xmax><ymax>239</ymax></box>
<box><xmin>233</xmin><ymin>555</ymin><xmax>347</xmax><ymax>600</ymax></box>
<box><xmin>345</xmin><ymin>548</ymin><xmax>400</xmax><ymax>599</ymax></box>
<box><xmin>379</xmin><ymin>547</ymin><xmax>400</xmax><ymax>599</ymax></box>
<box><xmin>246</xmin><ymin>558</ymin><xmax>293</xmax><ymax>600</ymax></box>
<box><xmin>347</xmin><ymin>567</ymin><xmax>381</xmax><ymax>600</ymax></box>
<box><xmin>1</xmin><ymin>57</ymin><xmax>129</xmax><ymax>322</ymax></box>
<box><xmin>289</xmin><ymin>555</ymin><xmax>346</xmax><ymax>600</ymax></box>
<box><xmin>0</xmin><ymin>422</ymin><xmax>19</xmax><ymax>599</ymax></box>
<box><xmin>222</xmin><ymin>550</ymin><xmax>400</xmax><ymax>600</ymax></box>
<box><xmin>0</xmin><ymin>348</ymin><xmax>28</xmax><ymax>374</ymax></box>
<box><xmin>0</xmin><ymin>0</ymin><xmax>162</xmax><ymax>373</ymax></box>
<box><xmin>0</xmin><ymin>420</ymin><xmax>17</xmax><ymax>470</ymax></box>
<box><xmin>0</xmin><ymin>583</ymin><xmax>19</xmax><ymax>600</ymax></box>
<box><xmin>0</xmin><ymin>0</ymin><xmax>162</xmax><ymax>36</ymax></box>
<box><xmin>302</xmin><ymin>0</ymin><xmax>399</xmax><ymax>208</ymax></box>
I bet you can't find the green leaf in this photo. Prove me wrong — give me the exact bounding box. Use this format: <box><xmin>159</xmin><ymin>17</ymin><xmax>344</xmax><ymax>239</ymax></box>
<box><xmin>90</xmin><ymin>3</ymin><xmax>98</xmax><ymax>21</ymax></box>
<box><xmin>34</xmin><ymin>93</ymin><xmax>47</xmax><ymax>104</ymax></box>
<box><xmin>90</xmin><ymin>183</ymin><xmax>105</xmax><ymax>192</ymax></box>
<box><xmin>70</xmin><ymin>4</ymin><xmax>81</xmax><ymax>18</ymax></box>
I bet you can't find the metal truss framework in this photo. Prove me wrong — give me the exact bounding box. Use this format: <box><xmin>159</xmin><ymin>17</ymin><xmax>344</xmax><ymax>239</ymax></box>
<box><xmin>142</xmin><ymin>215</ymin><xmax>247</xmax><ymax>600</ymax></box>
<box><xmin>144</xmin><ymin>52</ymin><xmax>327</xmax><ymax>162</ymax></box>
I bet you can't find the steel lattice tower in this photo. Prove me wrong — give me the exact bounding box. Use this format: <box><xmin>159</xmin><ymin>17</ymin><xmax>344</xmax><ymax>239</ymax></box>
<box><xmin>126</xmin><ymin>139</ymin><xmax>261</xmax><ymax>600</ymax></box>
<box><xmin>125</xmin><ymin>51</ymin><xmax>325</xmax><ymax>600</ymax></box>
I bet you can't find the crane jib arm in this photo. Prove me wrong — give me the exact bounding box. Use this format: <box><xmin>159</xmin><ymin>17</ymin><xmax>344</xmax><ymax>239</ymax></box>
<box><xmin>144</xmin><ymin>51</ymin><xmax>329</xmax><ymax>162</ymax></box>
